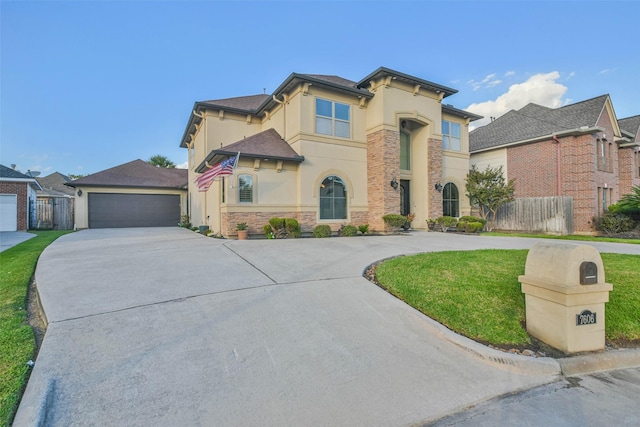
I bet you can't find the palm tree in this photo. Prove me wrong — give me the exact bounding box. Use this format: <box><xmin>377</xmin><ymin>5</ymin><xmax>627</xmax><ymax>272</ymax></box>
<box><xmin>147</xmin><ymin>155</ymin><xmax>176</xmax><ymax>168</ymax></box>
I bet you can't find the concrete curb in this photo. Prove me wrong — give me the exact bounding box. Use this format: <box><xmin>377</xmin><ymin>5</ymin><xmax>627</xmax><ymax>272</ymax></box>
<box><xmin>558</xmin><ymin>348</ymin><xmax>640</xmax><ymax>376</ymax></box>
<box><xmin>422</xmin><ymin>308</ymin><xmax>640</xmax><ymax>377</ymax></box>
<box><xmin>12</xmin><ymin>377</ymin><xmax>56</xmax><ymax>427</ymax></box>
<box><xmin>415</xmin><ymin>310</ymin><xmax>562</xmax><ymax>376</ymax></box>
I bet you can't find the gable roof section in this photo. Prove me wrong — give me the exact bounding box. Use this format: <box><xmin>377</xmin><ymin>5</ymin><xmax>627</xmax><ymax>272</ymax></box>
<box><xmin>36</xmin><ymin>172</ymin><xmax>76</xmax><ymax>196</ymax></box>
<box><xmin>196</xmin><ymin>128</ymin><xmax>304</xmax><ymax>173</ymax></box>
<box><xmin>199</xmin><ymin>94</ymin><xmax>269</xmax><ymax>114</ymax></box>
<box><xmin>618</xmin><ymin>115</ymin><xmax>640</xmax><ymax>144</ymax></box>
<box><xmin>66</xmin><ymin>160</ymin><xmax>188</xmax><ymax>189</ymax></box>
<box><xmin>470</xmin><ymin>95</ymin><xmax>611</xmax><ymax>153</ymax></box>
<box><xmin>442</xmin><ymin>104</ymin><xmax>483</xmax><ymax>122</ymax></box>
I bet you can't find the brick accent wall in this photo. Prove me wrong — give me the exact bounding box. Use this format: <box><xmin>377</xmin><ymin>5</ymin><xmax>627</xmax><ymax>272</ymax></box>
<box><xmin>506</xmin><ymin>134</ymin><xmax>614</xmax><ymax>233</ymax></box>
<box><xmin>367</xmin><ymin>128</ymin><xmax>400</xmax><ymax>231</ymax></box>
<box><xmin>428</xmin><ymin>137</ymin><xmax>444</xmax><ymax>218</ymax></box>
<box><xmin>0</xmin><ymin>182</ymin><xmax>28</xmax><ymax>230</ymax></box>
<box><xmin>618</xmin><ymin>147</ymin><xmax>640</xmax><ymax>196</ymax></box>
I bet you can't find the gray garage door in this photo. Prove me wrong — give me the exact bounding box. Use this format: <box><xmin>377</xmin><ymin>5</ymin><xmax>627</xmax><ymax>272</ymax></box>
<box><xmin>88</xmin><ymin>193</ymin><xmax>180</xmax><ymax>228</ymax></box>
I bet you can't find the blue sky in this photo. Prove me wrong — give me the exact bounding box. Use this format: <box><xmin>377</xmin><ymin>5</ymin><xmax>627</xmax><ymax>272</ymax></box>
<box><xmin>2</xmin><ymin>0</ymin><xmax>638</xmax><ymax>176</ymax></box>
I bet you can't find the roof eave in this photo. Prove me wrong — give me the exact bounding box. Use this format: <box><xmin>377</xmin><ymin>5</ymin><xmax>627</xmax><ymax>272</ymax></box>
<box><xmin>356</xmin><ymin>67</ymin><xmax>458</xmax><ymax>98</ymax></box>
<box><xmin>195</xmin><ymin>151</ymin><xmax>304</xmax><ymax>174</ymax></box>
<box><xmin>442</xmin><ymin>104</ymin><xmax>483</xmax><ymax>122</ymax></box>
<box><xmin>470</xmin><ymin>127</ymin><xmax>603</xmax><ymax>154</ymax></box>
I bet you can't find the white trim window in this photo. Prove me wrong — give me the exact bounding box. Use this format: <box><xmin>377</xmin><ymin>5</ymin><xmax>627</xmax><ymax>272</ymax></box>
<box><xmin>316</xmin><ymin>98</ymin><xmax>350</xmax><ymax>138</ymax></box>
<box><xmin>442</xmin><ymin>120</ymin><xmax>461</xmax><ymax>151</ymax></box>
<box><xmin>238</xmin><ymin>174</ymin><xmax>253</xmax><ymax>203</ymax></box>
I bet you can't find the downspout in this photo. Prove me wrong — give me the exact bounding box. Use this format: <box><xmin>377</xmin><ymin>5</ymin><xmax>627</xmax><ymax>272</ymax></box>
<box><xmin>273</xmin><ymin>95</ymin><xmax>286</xmax><ymax>140</ymax></box>
<box><xmin>553</xmin><ymin>135</ymin><xmax>562</xmax><ymax>195</ymax></box>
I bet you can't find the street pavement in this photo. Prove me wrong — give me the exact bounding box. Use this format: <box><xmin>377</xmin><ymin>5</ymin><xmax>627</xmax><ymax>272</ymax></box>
<box><xmin>13</xmin><ymin>228</ymin><xmax>640</xmax><ymax>426</ymax></box>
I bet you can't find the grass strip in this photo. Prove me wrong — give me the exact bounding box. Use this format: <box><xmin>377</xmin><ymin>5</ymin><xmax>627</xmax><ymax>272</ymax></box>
<box><xmin>0</xmin><ymin>230</ymin><xmax>71</xmax><ymax>427</ymax></box>
<box><xmin>483</xmin><ymin>232</ymin><xmax>640</xmax><ymax>245</ymax></box>
<box><xmin>375</xmin><ymin>250</ymin><xmax>640</xmax><ymax>348</ymax></box>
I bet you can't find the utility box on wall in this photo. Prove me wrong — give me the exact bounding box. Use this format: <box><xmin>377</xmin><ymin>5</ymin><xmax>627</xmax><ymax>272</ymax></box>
<box><xmin>519</xmin><ymin>242</ymin><xmax>613</xmax><ymax>354</ymax></box>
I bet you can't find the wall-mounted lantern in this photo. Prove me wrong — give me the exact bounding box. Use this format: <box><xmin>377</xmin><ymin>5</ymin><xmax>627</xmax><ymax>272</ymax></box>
<box><xmin>435</xmin><ymin>183</ymin><xmax>443</xmax><ymax>192</ymax></box>
<box><xmin>390</xmin><ymin>178</ymin><xmax>398</xmax><ymax>190</ymax></box>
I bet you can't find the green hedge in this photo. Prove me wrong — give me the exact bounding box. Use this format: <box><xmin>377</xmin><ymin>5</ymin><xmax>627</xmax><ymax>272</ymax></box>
<box><xmin>313</xmin><ymin>224</ymin><xmax>332</xmax><ymax>238</ymax></box>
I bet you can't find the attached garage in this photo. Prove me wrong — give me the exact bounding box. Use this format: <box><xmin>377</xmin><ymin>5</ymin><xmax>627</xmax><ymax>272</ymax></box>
<box><xmin>88</xmin><ymin>193</ymin><xmax>181</xmax><ymax>228</ymax></box>
<box><xmin>0</xmin><ymin>194</ymin><xmax>18</xmax><ymax>231</ymax></box>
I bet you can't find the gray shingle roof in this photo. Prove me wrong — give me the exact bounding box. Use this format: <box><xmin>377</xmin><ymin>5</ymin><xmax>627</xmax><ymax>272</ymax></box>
<box><xmin>618</xmin><ymin>115</ymin><xmax>640</xmax><ymax>142</ymax></box>
<box><xmin>470</xmin><ymin>95</ymin><xmax>609</xmax><ymax>152</ymax></box>
<box><xmin>67</xmin><ymin>160</ymin><xmax>188</xmax><ymax>189</ymax></box>
<box><xmin>200</xmin><ymin>94</ymin><xmax>269</xmax><ymax>112</ymax></box>
<box><xmin>0</xmin><ymin>164</ymin><xmax>33</xmax><ymax>179</ymax></box>
<box><xmin>196</xmin><ymin>129</ymin><xmax>303</xmax><ymax>173</ymax></box>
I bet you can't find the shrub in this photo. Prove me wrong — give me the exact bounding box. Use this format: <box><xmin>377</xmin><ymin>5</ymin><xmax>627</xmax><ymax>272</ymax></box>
<box><xmin>269</xmin><ymin>217</ymin><xmax>285</xmax><ymax>231</ymax></box>
<box><xmin>236</xmin><ymin>222</ymin><xmax>248</xmax><ymax>231</ymax></box>
<box><xmin>595</xmin><ymin>213</ymin><xmax>636</xmax><ymax>235</ymax></box>
<box><xmin>465</xmin><ymin>221</ymin><xmax>484</xmax><ymax>233</ymax></box>
<box><xmin>382</xmin><ymin>214</ymin><xmax>408</xmax><ymax>228</ymax></box>
<box><xmin>179</xmin><ymin>214</ymin><xmax>192</xmax><ymax>228</ymax></box>
<box><xmin>285</xmin><ymin>218</ymin><xmax>301</xmax><ymax>238</ymax></box>
<box><xmin>358</xmin><ymin>224</ymin><xmax>369</xmax><ymax>235</ymax></box>
<box><xmin>435</xmin><ymin>216</ymin><xmax>458</xmax><ymax>229</ymax></box>
<box><xmin>263</xmin><ymin>224</ymin><xmax>273</xmax><ymax>236</ymax></box>
<box><xmin>459</xmin><ymin>215</ymin><xmax>487</xmax><ymax>226</ymax></box>
<box><xmin>313</xmin><ymin>224</ymin><xmax>332</xmax><ymax>238</ymax></box>
<box><xmin>341</xmin><ymin>225</ymin><xmax>358</xmax><ymax>237</ymax></box>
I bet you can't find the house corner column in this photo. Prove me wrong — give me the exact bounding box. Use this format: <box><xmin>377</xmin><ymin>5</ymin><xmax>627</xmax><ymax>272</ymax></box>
<box><xmin>428</xmin><ymin>137</ymin><xmax>443</xmax><ymax>218</ymax></box>
<box><xmin>367</xmin><ymin>128</ymin><xmax>400</xmax><ymax>231</ymax></box>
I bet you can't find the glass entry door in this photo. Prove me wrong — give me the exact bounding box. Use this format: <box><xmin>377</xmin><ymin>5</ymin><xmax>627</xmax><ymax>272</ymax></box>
<box><xmin>400</xmin><ymin>180</ymin><xmax>410</xmax><ymax>216</ymax></box>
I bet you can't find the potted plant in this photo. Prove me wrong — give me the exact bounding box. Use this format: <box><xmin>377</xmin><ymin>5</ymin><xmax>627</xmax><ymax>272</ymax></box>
<box><xmin>403</xmin><ymin>213</ymin><xmax>416</xmax><ymax>230</ymax></box>
<box><xmin>236</xmin><ymin>222</ymin><xmax>249</xmax><ymax>240</ymax></box>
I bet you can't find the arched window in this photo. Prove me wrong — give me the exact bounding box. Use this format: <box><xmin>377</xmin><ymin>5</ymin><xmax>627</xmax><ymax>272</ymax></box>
<box><xmin>238</xmin><ymin>174</ymin><xmax>253</xmax><ymax>203</ymax></box>
<box><xmin>320</xmin><ymin>176</ymin><xmax>347</xmax><ymax>219</ymax></box>
<box><xmin>443</xmin><ymin>183</ymin><xmax>459</xmax><ymax>217</ymax></box>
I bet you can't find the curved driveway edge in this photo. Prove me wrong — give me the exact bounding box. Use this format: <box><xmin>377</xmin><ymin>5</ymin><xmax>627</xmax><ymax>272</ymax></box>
<box><xmin>14</xmin><ymin>228</ymin><xmax>640</xmax><ymax>426</ymax></box>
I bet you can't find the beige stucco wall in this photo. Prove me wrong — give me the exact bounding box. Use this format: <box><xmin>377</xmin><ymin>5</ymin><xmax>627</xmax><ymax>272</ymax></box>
<box><xmin>470</xmin><ymin>148</ymin><xmax>508</xmax><ymax>174</ymax></box>
<box><xmin>186</xmin><ymin>74</ymin><xmax>476</xmax><ymax>235</ymax></box>
<box><xmin>74</xmin><ymin>186</ymin><xmax>187</xmax><ymax>229</ymax></box>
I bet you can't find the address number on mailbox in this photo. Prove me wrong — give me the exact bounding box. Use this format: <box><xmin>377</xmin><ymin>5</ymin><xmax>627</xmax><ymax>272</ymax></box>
<box><xmin>576</xmin><ymin>310</ymin><xmax>597</xmax><ymax>326</ymax></box>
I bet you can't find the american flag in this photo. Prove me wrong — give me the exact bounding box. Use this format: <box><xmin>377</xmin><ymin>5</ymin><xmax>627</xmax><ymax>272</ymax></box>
<box><xmin>195</xmin><ymin>153</ymin><xmax>239</xmax><ymax>192</ymax></box>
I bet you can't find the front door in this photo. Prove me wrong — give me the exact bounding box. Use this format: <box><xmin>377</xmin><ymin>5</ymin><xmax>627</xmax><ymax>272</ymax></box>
<box><xmin>400</xmin><ymin>180</ymin><xmax>410</xmax><ymax>216</ymax></box>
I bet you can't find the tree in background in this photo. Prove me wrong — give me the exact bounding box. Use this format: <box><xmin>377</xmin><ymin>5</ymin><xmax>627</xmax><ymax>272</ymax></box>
<box><xmin>465</xmin><ymin>164</ymin><xmax>515</xmax><ymax>231</ymax></box>
<box><xmin>67</xmin><ymin>174</ymin><xmax>85</xmax><ymax>180</ymax></box>
<box><xmin>147</xmin><ymin>155</ymin><xmax>176</xmax><ymax>168</ymax></box>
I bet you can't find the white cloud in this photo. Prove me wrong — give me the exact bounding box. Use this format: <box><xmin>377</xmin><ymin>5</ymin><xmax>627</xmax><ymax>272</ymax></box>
<box><xmin>466</xmin><ymin>71</ymin><xmax>568</xmax><ymax>130</ymax></box>
<box><xmin>467</xmin><ymin>73</ymin><xmax>503</xmax><ymax>91</ymax></box>
<box><xmin>176</xmin><ymin>161</ymin><xmax>189</xmax><ymax>169</ymax></box>
<box><xmin>599</xmin><ymin>68</ymin><xmax>617</xmax><ymax>75</ymax></box>
<box><xmin>504</xmin><ymin>70</ymin><xmax>516</xmax><ymax>77</ymax></box>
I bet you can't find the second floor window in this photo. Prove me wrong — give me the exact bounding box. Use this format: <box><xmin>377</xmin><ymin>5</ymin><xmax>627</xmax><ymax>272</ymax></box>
<box><xmin>597</xmin><ymin>139</ymin><xmax>612</xmax><ymax>172</ymax></box>
<box><xmin>400</xmin><ymin>131</ymin><xmax>411</xmax><ymax>170</ymax></box>
<box><xmin>442</xmin><ymin>121</ymin><xmax>461</xmax><ymax>151</ymax></box>
<box><xmin>316</xmin><ymin>98</ymin><xmax>350</xmax><ymax>138</ymax></box>
<box><xmin>635</xmin><ymin>150</ymin><xmax>640</xmax><ymax>178</ymax></box>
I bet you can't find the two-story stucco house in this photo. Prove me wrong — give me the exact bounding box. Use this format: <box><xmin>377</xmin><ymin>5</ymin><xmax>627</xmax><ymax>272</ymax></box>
<box><xmin>470</xmin><ymin>95</ymin><xmax>640</xmax><ymax>233</ymax></box>
<box><xmin>180</xmin><ymin>67</ymin><xmax>481</xmax><ymax>237</ymax></box>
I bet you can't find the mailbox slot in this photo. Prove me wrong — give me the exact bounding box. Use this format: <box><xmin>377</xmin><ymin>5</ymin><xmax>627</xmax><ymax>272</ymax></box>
<box><xmin>580</xmin><ymin>261</ymin><xmax>598</xmax><ymax>285</ymax></box>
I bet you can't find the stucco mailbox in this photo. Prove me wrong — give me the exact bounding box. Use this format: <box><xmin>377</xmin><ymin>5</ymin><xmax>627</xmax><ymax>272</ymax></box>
<box><xmin>519</xmin><ymin>242</ymin><xmax>613</xmax><ymax>354</ymax></box>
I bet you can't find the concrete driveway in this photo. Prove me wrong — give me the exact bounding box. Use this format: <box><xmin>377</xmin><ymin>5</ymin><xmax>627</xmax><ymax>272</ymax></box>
<box><xmin>0</xmin><ymin>231</ymin><xmax>35</xmax><ymax>252</ymax></box>
<box><xmin>14</xmin><ymin>228</ymin><xmax>640</xmax><ymax>426</ymax></box>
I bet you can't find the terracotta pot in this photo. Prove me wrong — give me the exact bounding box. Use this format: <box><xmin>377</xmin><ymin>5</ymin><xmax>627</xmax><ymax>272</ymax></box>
<box><xmin>237</xmin><ymin>230</ymin><xmax>248</xmax><ymax>240</ymax></box>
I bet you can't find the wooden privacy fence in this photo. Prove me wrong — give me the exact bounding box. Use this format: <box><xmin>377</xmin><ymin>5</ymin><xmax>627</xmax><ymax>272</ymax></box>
<box><xmin>34</xmin><ymin>197</ymin><xmax>75</xmax><ymax>230</ymax></box>
<box><xmin>493</xmin><ymin>196</ymin><xmax>573</xmax><ymax>235</ymax></box>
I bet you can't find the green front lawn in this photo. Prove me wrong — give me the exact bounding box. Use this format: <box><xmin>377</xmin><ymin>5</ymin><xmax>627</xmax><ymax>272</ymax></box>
<box><xmin>0</xmin><ymin>231</ymin><xmax>71</xmax><ymax>426</ymax></box>
<box><xmin>375</xmin><ymin>250</ymin><xmax>640</xmax><ymax>348</ymax></box>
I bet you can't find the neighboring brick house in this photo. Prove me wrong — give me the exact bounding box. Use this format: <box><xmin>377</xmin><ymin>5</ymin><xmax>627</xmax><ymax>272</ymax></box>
<box><xmin>180</xmin><ymin>67</ymin><xmax>481</xmax><ymax>237</ymax></box>
<box><xmin>470</xmin><ymin>95</ymin><xmax>640</xmax><ymax>233</ymax></box>
<box><xmin>617</xmin><ymin>115</ymin><xmax>640</xmax><ymax>196</ymax></box>
<box><xmin>0</xmin><ymin>164</ymin><xmax>42</xmax><ymax>231</ymax></box>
